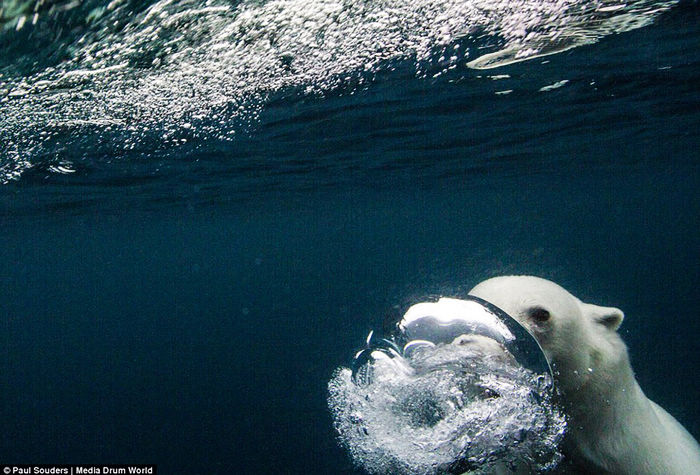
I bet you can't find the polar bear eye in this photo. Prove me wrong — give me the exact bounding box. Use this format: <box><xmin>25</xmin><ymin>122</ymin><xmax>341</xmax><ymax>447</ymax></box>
<box><xmin>528</xmin><ymin>307</ymin><xmax>551</xmax><ymax>322</ymax></box>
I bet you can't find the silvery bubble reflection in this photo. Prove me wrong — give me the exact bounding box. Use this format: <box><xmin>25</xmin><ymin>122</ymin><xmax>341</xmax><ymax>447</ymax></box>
<box><xmin>0</xmin><ymin>0</ymin><xmax>678</xmax><ymax>183</ymax></box>
<box><xmin>328</xmin><ymin>297</ymin><xmax>566</xmax><ymax>474</ymax></box>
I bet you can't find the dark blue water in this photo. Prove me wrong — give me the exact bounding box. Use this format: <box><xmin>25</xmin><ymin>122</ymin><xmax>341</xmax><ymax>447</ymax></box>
<box><xmin>1</xmin><ymin>0</ymin><xmax>699</xmax><ymax>473</ymax></box>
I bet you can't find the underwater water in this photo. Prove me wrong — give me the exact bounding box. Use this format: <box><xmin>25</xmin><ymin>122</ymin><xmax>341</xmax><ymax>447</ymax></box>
<box><xmin>1</xmin><ymin>0</ymin><xmax>699</xmax><ymax>473</ymax></box>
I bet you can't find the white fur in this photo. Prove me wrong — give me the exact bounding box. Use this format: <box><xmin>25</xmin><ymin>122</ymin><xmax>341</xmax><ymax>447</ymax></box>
<box><xmin>468</xmin><ymin>275</ymin><xmax>700</xmax><ymax>474</ymax></box>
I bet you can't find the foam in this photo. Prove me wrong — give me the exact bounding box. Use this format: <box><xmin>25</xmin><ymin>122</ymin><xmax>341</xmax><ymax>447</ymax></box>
<box><xmin>328</xmin><ymin>341</ymin><xmax>566</xmax><ymax>474</ymax></box>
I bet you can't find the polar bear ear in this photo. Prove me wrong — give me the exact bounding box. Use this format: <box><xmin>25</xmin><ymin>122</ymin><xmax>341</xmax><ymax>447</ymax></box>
<box><xmin>583</xmin><ymin>303</ymin><xmax>625</xmax><ymax>331</ymax></box>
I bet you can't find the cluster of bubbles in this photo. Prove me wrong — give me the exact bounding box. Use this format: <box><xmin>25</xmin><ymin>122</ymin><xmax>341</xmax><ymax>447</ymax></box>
<box><xmin>328</xmin><ymin>297</ymin><xmax>567</xmax><ymax>474</ymax></box>
<box><xmin>0</xmin><ymin>0</ymin><xmax>678</xmax><ymax>183</ymax></box>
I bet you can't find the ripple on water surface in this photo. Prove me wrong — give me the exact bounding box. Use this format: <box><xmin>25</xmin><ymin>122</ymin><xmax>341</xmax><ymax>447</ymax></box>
<box><xmin>0</xmin><ymin>0</ymin><xmax>679</xmax><ymax>184</ymax></box>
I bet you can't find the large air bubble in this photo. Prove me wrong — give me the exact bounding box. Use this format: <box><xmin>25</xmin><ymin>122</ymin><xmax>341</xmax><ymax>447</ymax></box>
<box><xmin>328</xmin><ymin>296</ymin><xmax>566</xmax><ymax>474</ymax></box>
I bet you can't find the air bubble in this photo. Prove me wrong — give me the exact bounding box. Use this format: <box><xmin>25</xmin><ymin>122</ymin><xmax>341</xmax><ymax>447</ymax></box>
<box><xmin>328</xmin><ymin>296</ymin><xmax>566</xmax><ymax>474</ymax></box>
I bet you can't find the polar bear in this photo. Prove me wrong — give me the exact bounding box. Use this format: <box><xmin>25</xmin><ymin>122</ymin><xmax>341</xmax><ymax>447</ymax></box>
<box><xmin>468</xmin><ymin>275</ymin><xmax>700</xmax><ymax>475</ymax></box>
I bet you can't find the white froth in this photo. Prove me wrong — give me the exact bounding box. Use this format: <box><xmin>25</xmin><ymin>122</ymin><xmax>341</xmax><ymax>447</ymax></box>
<box><xmin>328</xmin><ymin>343</ymin><xmax>566</xmax><ymax>474</ymax></box>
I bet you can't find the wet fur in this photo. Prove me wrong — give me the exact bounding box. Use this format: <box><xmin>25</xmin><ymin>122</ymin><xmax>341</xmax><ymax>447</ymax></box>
<box><xmin>469</xmin><ymin>276</ymin><xmax>700</xmax><ymax>474</ymax></box>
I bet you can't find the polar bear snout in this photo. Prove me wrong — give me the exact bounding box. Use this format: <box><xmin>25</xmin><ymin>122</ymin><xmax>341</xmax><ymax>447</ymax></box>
<box><xmin>451</xmin><ymin>333</ymin><xmax>518</xmax><ymax>365</ymax></box>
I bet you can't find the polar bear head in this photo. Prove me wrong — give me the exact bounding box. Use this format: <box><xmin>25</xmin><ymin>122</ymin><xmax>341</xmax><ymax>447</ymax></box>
<box><xmin>469</xmin><ymin>276</ymin><xmax>626</xmax><ymax>396</ymax></box>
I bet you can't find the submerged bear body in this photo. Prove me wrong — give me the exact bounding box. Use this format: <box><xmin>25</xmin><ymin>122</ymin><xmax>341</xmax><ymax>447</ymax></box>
<box><xmin>469</xmin><ymin>276</ymin><xmax>700</xmax><ymax>474</ymax></box>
